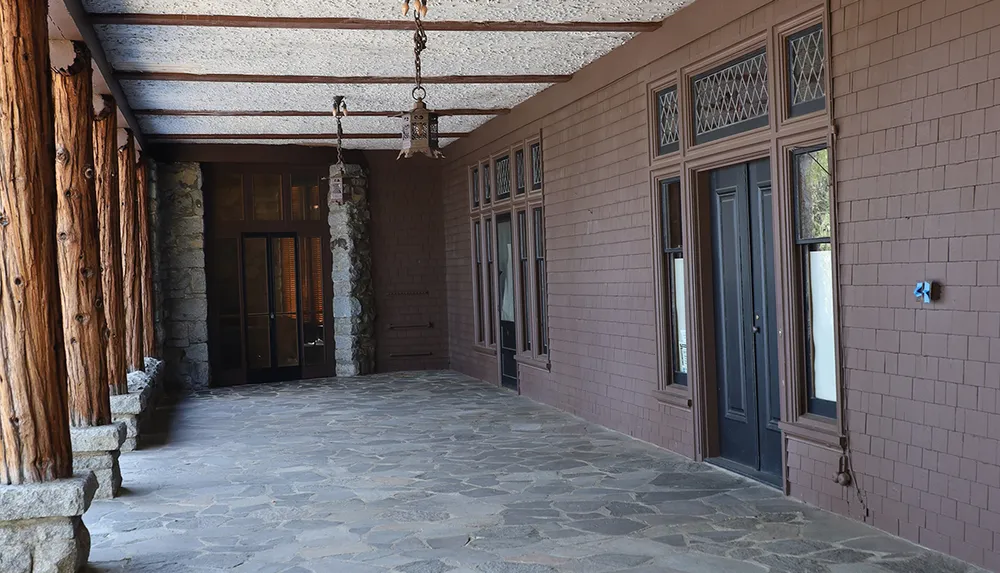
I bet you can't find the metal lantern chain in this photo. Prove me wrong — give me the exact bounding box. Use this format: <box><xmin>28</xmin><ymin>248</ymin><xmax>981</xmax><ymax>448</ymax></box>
<box><xmin>332</xmin><ymin>95</ymin><xmax>348</xmax><ymax>168</ymax></box>
<box><xmin>412</xmin><ymin>10</ymin><xmax>428</xmax><ymax>101</ymax></box>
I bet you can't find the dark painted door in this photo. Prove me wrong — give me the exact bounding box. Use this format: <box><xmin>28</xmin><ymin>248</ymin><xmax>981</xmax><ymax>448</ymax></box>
<box><xmin>496</xmin><ymin>215</ymin><xmax>519</xmax><ymax>390</ymax></box>
<box><xmin>243</xmin><ymin>233</ymin><xmax>303</xmax><ymax>383</ymax></box>
<box><xmin>710</xmin><ymin>159</ymin><xmax>782</xmax><ymax>485</ymax></box>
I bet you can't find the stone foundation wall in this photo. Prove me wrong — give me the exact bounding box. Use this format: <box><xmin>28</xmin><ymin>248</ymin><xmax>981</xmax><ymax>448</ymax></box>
<box><xmin>156</xmin><ymin>162</ymin><xmax>209</xmax><ymax>391</ymax></box>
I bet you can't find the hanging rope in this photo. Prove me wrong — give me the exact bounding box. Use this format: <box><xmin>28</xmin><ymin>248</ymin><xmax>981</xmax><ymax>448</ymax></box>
<box><xmin>412</xmin><ymin>8</ymin><xmax>428</xmax><ymax>101</ymax></box>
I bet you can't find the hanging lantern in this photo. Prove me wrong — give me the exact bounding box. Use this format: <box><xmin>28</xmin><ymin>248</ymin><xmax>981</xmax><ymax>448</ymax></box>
<box><xmin>398</xmin><ymin>2</ymin><xmax>444</xmax><ymax>159</ymax></box>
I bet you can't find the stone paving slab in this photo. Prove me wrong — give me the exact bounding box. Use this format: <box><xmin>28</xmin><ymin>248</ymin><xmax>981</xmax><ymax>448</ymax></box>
<box><xmin>84</xmin><ymin>371</ymin><xmax>983</xmax><ymax>573</ymax></box>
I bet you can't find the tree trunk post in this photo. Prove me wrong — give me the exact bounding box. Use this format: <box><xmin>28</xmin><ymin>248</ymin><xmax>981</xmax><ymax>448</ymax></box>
<box><xmin>0</xmin><ymin>0</ymin><xmax>73</xmax><ymax>486</ymax></box>
<box><xmin>137</xmin><ymin>155</ymin><xmax>157</xmax><ymax>358</ymax></box>
<box><xmin>118</xmin><ymin>131</ymin><xmax>145</xmax><ymax>372</ymax></box>
<box><xmin>0</xmin><ymin>7</ymin><xmax>97</xmax><ymax>570</ymax></box>
<box><xmin>94</xmin><ymin>95</ymin><xmax>130</xmax><ymax>396</ymax></box>
<box><xmin>52</xmin><ymin>41</ymin><xmax>111</xmax><ymax>429</ymax></box>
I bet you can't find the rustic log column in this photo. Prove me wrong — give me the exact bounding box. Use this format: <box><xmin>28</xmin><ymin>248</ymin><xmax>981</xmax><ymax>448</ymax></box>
<box><xmin>94</xmin><ymin>96</ymin><xmax>130</xmax><ymax>396</ymax></box>
<box><xmin>0</xmin><ymin>0</ymin><xmax>73</xmax><ymax>486</ymax></box>
<box><xmin>52</xmin><ymin>41</ymin><xmax>111</xmax><ymax>428</ymax></box>
<box><xmin>0</xmin><ymin>6</ymin><xmax>96</xmax><ymax>571</ymax></box>
<box><xmin>136</xmin><ymin>155</ymin><xmax>157</xmax><ymax>358</ymax></box>
<box><xmin>118</xmin><ymin>131</ymin><xmax>145</xmax><ymax>372</ymax></box>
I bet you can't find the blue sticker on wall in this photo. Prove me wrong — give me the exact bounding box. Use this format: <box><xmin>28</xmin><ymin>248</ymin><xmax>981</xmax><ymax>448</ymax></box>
<box><xmin>914</xmin><ymin>281</ymin><xmax>932</xmax><ymax>304</ymax></box>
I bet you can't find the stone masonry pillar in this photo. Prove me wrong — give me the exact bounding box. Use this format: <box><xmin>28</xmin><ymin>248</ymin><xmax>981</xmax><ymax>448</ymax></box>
<box><xmin>329</xmin><ymin>164</ymin><xmax>375</xmax><ymax>377</ymax></box>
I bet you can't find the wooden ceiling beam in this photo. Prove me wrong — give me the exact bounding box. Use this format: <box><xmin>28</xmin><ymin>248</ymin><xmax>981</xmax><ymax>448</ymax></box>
<box><xmin>89</xmin><ymin>13</ymin><xmax>662</xmax><ymax>33</ymax></box>
<box><xmin>135</xmin><ymin>108</ymin><xmax>508</xmax><ymax>117</ymax></box>
<box><xmin>147</xmin><ymin>133</ymin><xmax>468</xmax><ymax>141</ymax></box>
<box><xmin>117</xmin><ymin>72</ymin><xmax>570</xmax><ymax>84</ymax></box>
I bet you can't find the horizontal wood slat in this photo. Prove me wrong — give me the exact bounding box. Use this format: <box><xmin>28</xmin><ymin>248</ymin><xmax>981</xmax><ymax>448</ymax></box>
<box><xmin>148</xmin><ymin>132</ymin><xmax>468</xmax><ymax>141</ymax></box>
<box><xmin>136</xmin><ymin>108</ymin><xmax>508</xmax><ymax>117</ymax></box>
<box><xmin>90</xmin><ymin>13</ymin><xmax>662</xmax><ymax>33</ymax></box>
<box><xmin>117</xmin><ymin>72</ymin><xmax>571</xmax><ymax>84</ymax></box>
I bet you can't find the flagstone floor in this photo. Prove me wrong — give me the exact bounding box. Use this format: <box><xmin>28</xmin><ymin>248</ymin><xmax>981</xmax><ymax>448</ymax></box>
<box><xmin>84</xmin><ymin>371</ymin><xmax>980</xmax><ymax>573</ymax></box>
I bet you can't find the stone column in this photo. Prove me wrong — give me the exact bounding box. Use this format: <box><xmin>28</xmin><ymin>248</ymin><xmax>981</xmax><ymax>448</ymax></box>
<box><xmin>158</xmin><ymin>162</ymin><xmax>209</xmax><ymax>392</ymax></box>
<box><xmin>329</xmin><ymin>164</ymin><xmax>375</xmax><ymax>377</ymax></box>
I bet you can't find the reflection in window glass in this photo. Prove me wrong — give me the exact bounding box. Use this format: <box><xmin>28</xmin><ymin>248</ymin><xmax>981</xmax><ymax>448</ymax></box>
<box><xmin>660</xmin><ymin>179</ymin><xmax>687</xmax><ymax>385</ymax></box>
<box><xmin>215</xmin><ymin>173</ymin><xmax>244</xmax><ymax>222</ymax></box>
<box><xmin>252</xmin><ymin>174</ymin><xmax>282</xmax><ymax>221</ymax></box>
<box><xmin>301</xmin><ymin>236</ymin><xmax>326</xmax><ymax>367</ymax></box>
<box><xmin>497</xmin><ymin>218</ymin><xmax>514</xmax><ymax>321</ymax></box>
<box><xmin>291</xmin><ymin>174</ymin><xmax>322</xmax><ymax>221</ymax></box>
<box><xmin>271</xmin><ymin>237</ymin><xmax>299</xmax><ymax>367</ymax></box>
<box><xmin>794</xmin><ymin>146</ymin><xmax>836</xmax><ymax>417</ymax></box>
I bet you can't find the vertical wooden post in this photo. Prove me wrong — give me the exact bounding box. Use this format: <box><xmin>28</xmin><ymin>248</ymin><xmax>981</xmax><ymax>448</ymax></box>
<box><xmin>118</xmin><ymin>131</ymin><xmax>144</xmax><ymax>372</ymax></box>
<box><xmin>0</xmin><ymin>0</ymin><xmax>73</xmax><ymax>484</ymax></box>
<box><xmin>52</xmin><ymin>41</ymin><xmax>111</xmax><ymax>428</ymax></box>
<box><xmin>136</xmin><ymin>155</ymin><xmax>156</xmax><ymax>358</ymax></box>
<box><xmin>94</xmin><ymin>96</ymin><xmax>130</xmax><ymax>396</ymax></box>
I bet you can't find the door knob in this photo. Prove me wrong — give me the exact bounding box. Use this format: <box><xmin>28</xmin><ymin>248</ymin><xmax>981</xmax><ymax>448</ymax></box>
<box><xmin>752</xmin><ymin>326</ymin><xmax>760</xmax><ymax>334</ymax></box>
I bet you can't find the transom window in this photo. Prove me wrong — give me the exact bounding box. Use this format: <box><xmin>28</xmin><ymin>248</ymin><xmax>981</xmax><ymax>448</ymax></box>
<box><xmin>655</xmin><ymin>86</ymin><xmax>680</xmax><ymax>156</ymax></box>
<box><xmin>495</xmin><ymin>155</ymin><xmax>511</xmax><ymax>201</ymax></box>
<box><xmin>788</xmin><ymin>24</ymin><xmax>826</xmax><ymax>117</ymax></box>
<box><xmin>692</xmin><ymin>48</ymin><xmax>769</xmax><ymax>144</ymax></box>
<box><xmin>530</xmin><ymin>143</ymin><xmax>543</xmax><ymax>191</ymax></box>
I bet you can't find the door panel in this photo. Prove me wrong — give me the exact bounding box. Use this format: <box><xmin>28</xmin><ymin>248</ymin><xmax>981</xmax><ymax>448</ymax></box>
<box><xmin>710</xmin><ymin>158</ymin><xmax>782</xmax><ymax>485</ymax></box>
<box><xmin>496</xmin><ymin>215</ymin><xmax>519</xmax><ymax>390</ymax></box>
<box><xmin>243</xmin><ymin>234</ymin><xmax>302</xmax><ymax>383</ymax></box>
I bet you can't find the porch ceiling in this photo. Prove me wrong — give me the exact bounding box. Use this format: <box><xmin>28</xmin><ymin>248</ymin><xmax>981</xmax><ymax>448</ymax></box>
<box><xmin>81</xmin><ymin>0</ymin><xmax>696</xmax><ymax>149</ymax></box>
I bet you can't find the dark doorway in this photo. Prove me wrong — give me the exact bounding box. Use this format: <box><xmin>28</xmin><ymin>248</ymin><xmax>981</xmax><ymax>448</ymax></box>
<box><xmin>205</xmin><ymin>165</ymin><xmax>334</xmax><ymax>386</ymax></box>
<box><xmin>496</xmin><ymin>214</ymin><xmax>519</xmax><ymax>390</ymax></box>
<box><xmin>243</xmin><ymin>234</ymin><xmax>302</xmax><ymax>383</ymax></box>
<box><xmin>709</xmin><ymin>158</ymin><xmax>782</xmax><ymax>486</ymax></box>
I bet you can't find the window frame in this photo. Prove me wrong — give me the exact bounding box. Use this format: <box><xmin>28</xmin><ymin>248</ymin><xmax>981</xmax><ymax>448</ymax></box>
<box><xmin>472</xmin><ymin>219</ymin><xmax>485</xmax><ymax>345</ymax></box>
<box><xmin>494</xmin><ymin>153</ymin><xmax>512</xmax><ymax>202</ymax></box>
<box><xmin>532</xmin><ymin>206</ymin><xmax>548</xmax><ymax>357</ymax></box>
<box><xmin>529</xmin><ymin>140</ymin><xmax>543</xmax><ymax>192</ymax></box>
<box><xmin>791</xmin><ymin>144</ymin><xmax>837</xmax><ymax>419</ymax></box>
<box><xmin>470</xmin><ymin>166</ymin><xmax>480</xmax><ymax>210</ymax></box>
<box><xmin>658</xmin><ymin>177</ymin><xmax>688</xmax><ymax>388</ymax></box>
<box><xmin>654</xmin><ymin>85</ymin><xmax>681</xmax><ymax>157</ymax></box>
<box><xmin>690</xmin><ymin>46</ymin><xmax>770</xmax><ymax>145</ymax></box>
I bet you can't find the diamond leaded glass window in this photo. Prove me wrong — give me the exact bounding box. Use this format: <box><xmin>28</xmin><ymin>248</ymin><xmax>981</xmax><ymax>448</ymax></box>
<box><xmin>788</xmin><ymin>24</ymin><xmax>826</xmax><ymax>117</ymax></box>
<box><xmin>515</xmin><ymin>149</ymin><xmax>526</xmax><ymax>195</ymax></box>
<box><xmin>530</xmin><ymin>143</ymin><xmax>542</xmax><ymax>191</ymax></box>
<box><xmin>655</xmin><ymin>86</ymin><xmax>679</xmax><ymax>156</ymax></box>
<box><xmin>692</xmin><ymin>48</ymin><xmax>769</xmax><ymax>144</ymax></box>
<box><xmin>495</xmin><ymin>155</ymin><xmax>511</xmax><ymax>200</ymax></box>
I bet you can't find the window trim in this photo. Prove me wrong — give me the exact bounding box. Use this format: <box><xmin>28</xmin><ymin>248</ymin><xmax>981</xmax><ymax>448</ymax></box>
<box><xmin>528</xmin><ymin>140</ymin><xmax>543</xmax><ymax>192</ymax></box>
<box><xmin>654</xmin><ymin>85</ymin><xmax>681</xmax><ymax>157</ymax></box>
<box><xmin>470</xmin><ymin>165</ymin><xmax>480</xmax><ymax>210</ymax></box>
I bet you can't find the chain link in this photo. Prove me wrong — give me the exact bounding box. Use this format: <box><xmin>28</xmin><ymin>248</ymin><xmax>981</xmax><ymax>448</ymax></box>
<box><xmin>333</xmin><ymin>96</ymin><xmax>347</xmax><ymax>168</ymax></box>
<box><xmin>412</xmin><ymin>10</ymin><xmax>427</xmax><ymax>100</ymax></box>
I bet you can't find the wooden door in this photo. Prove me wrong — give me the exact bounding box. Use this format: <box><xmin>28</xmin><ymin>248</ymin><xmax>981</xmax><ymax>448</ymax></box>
<box><xmin>710</xmin><ymin>158</ymin><xmax>782</xmax><ymax>485</ymax></box>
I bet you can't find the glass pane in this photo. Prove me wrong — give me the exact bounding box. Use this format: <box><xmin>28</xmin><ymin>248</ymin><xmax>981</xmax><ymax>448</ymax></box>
<box><xmin>495</xmin><ymin>156</ymin><xmax>511</xmax><ymax>200</ymax></box>
<box><xmin>218</xmin><ymin>316</ymin><xmax>242</xmax><ymax>370</ymax></box>
<box><xmin>808</xmin><ymin>244</ymin><xmax>836</xmax><ymax>402</ymax></box>
<box><xmin>530</xmin><ymin>143</ymin><xmax>542</xmax><ymax>190</ymax></box>
<box><xmin>672</xmin><ymin>256</ymin><xmax>688</xmax><ymax>375</ymax></box>
<box><xmin>661</xmin><ymin>180</ymin><xmax>682</xmax><ymax>250</ymax></box>
<box><xmin>214</xmin><ymin>173</ymin><xmax>244</xmax><ymax>222</ymax></box>
<box><xmin>271</xmin><ymin>237</ymin><xmax>299</xmax><ymax>367</ymax></box>
<box><xmin>245</xmin><ymin>315</ymin><xmax>271</xmax><ymax>369</ymax></box>
<box><xmin>518</xmin><ymin>211</ymin><xmax>531</xmax><ymax>352</ymax></box>
<box><xmin>486</xmin><ymin>219</ymin><xmax>495</xmax><ymax>344</ymax></box>
<box><xmin>291</xmin><ymin>174</ymin><xmax>322</xmax><ymax>221</ymax></box>
<box><xmin>656</xmin><ymin>86</ymin><xmax>679</xmax><ymax>155</ymax></box>
<box><xmin>243</xmin><ymin>238</ymin><xmax>269</xmax><ymax>315</ymax></box>
<box><xmin>497</xmin><ymin>218</ymin><xmax>514</xmax><ymax>322</ymax></box>
<box><xmin>213</xmin><ymin>238</ymin><xmax>240</xmax><ymax>316</ymax></box>
<box><xmin>252</xmin><ymin>174</ymin><xmax>282</xmax><ymax>221</ymax></box>
<box><xmin>795</xmin><ymin>148</ymin><xmax>831</xmax><ymax>240</ymax></box>
<box><xmin>533</xmin><ymin>208</ymin><xmax>547</xmax><ymax>353</ymax></box>
<box><xmin>472</xmin><ymin>168</ymin><xmax>480</xmax><ymax>207</ymax></box>
<box><xmin>789</xmin><ymin>24</ymin><xmax>826</xmax><ymax>115</ymax></box>
<box><xmin>693</xmin><ymin>49</ymin><xmax>769</xmax><ymax>143</ymax></box>
<box><xmin>515</xmin><ymin>150</ymin><xmax>526</xmax><ymax>194</ymax></box>
<box><xmin>300</xmin><ymin>236</ymin><xmax>325</xmax><ymax>366</ymax></box>
<box><xmin>474</xmin><ymin>222</ymin><xmax>484</xmax><ymax>343</ymax></box>
<box><xmin>483</xmin><ymin>164</ymin><xmax>492</xmax><ymax>204</ymax></box>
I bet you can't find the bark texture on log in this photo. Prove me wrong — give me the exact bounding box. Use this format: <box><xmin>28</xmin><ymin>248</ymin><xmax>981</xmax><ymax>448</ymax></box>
<box><xmin>0</xmin><ymin>0</ymin><xmax>74</xmax><ymax>484</ymax></box>
<box><xmin>118</xmin><ymin>132</ymin><xmax>144</xmax><ymax>372</ymax></box>
<box><xmin>53</xmin><ymin>42</ymin><xmax>111</xmax><ymax>428</ymax></box>
<box><xmin>94</xmin><ymin>96</ymin><xmax>129</xmax><ymax>396</ymax></box>
<box><xmin>136</xmin><ymin>157</ymin><xmax>156</xmax><ymax>358</ymax></box>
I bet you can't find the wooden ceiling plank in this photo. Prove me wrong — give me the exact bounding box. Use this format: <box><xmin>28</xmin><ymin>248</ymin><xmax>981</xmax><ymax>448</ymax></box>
<box><xmin>148</xmin><ymin>133</ymin><xmax>468</xmax><ymax>141</ymax></box>
<box><xmin>135</xmin><ymin>108</ymin><xmax>509</xmax><ymax>117</ymax></box>
<box><xmin>89</xmin><ymin>13</ymin><xmax>662</xmax><ymax>33</ymax></box>
<box><xmin>117</xmin><ymin>72</ymin><xmax>571</xmax><ymax>84</ymax></box>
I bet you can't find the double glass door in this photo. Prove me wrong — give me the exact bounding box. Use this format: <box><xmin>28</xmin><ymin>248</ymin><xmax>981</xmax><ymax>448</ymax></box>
<box><xmin>243</xmin><ymin>234</ymin><xmax>301</xmax><ymax>383</ymax></box>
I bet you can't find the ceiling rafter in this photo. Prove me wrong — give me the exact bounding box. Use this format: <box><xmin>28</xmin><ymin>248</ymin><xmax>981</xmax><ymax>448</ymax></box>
<box><xmin>89</xmin><ymin>13</ymin><xmax>662</xmax><ymax>33</ymax></box>
<box><xmin>148</xmin><ymin>133</ymin><xmax>468</xmax><ymax>141</ymax></box>
<box><xmin>134</xmin><ymin>108</ymin><xmax>508</xmax><ymax>117</ymax></box>
<box><xmin>116</xmin><ymin>72</ymin><xmax>571</xmax><ymax>84</ymax></box>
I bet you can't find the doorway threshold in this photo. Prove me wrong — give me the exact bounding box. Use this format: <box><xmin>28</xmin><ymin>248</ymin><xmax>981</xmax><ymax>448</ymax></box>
<box><xmin>707</xmin><ymin>457</ymin><xmax>782</xmax><ymax>490</ymax></box>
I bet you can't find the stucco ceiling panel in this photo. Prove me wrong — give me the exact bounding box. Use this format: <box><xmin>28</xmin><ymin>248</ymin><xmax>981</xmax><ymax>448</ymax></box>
<box><xmin>84</xmin><ymin>0</ymin><xmax>695</xmax><ymax>23</ymax></box>
<box><xmin>121</xmin><ymin>80</ymin><xmax>552</xmax><ymax>112</ymax></box>
<box><xmin>97</xmin><ymin>26</ymin><xmax>633</xmax><ymax>76</ymax></box>
<box><xmin>137</xmin><ymin>114</ymin><xmax>494</xmax><ymax>134</ymax></box>
<box><xmin>154</xmin><ymin>138</ymin><xmax>460</xmax><ymax>150</ymax></box>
